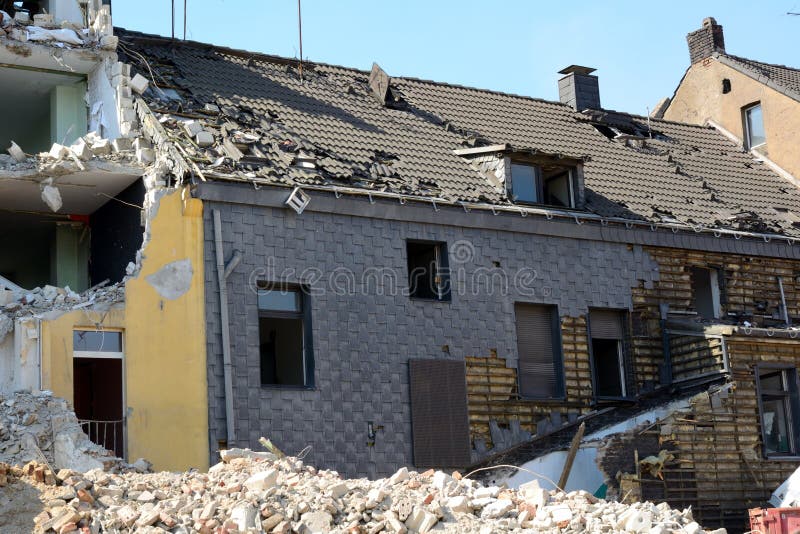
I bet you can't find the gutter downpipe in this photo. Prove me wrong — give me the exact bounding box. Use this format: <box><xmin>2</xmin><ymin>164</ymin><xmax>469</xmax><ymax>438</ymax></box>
<box><xmin>213</xmin><ymin>209</ymin><xmax>236</xmax><ymax>447</ymax></box>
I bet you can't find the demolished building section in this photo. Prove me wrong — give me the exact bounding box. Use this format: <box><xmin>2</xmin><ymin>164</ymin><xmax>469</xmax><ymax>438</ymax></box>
<box><xmin>1</xmin><ymin>2</ymin><xmax>209</xmax><ymax>473</ymax></box>
<box><xmin>2</xmin><ymin>14</ymin><xmax>798</xmax><ymax>530</ymax></box>
<box><xmin>107</xmin><ymin>27</ymin><xmax>800</xmax><ymax>530</ymax></box>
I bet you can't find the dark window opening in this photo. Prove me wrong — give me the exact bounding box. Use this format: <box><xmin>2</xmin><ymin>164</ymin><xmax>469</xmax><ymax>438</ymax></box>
<box><xmin>258</xmin><ymin>285</ymin><xmax>314</xmax><ymax>387</ymax></box>
<box><xmin>510</xmin><ymin>163</ymin><xmax>576</xmax><ymax>208</ymax></box>
<box><xmin>722</xmin><ymin>78</ymin><xmax>731</xmax><ymax>94</ymax></box>
<box><xmin>757</xmin><ymin>366</ymin><xmax>800</xmax><ymax>458</ymax></box>
<box><xmin>744</xmin><ymin>102</ymin><xmax>766</xmax><ymax>149</ymax></box>
<box><xmin>406</xmin><ymin>241</ymin><xmax>450</xmax><ymax>301</ymax></box>
<box><xmin>73</xmin><ymin>329</ymin><xmax>124</xmax><ymax>458</ymax></box>
<box><xmin>690</xmin><ymin>266</ymin><xmax>721</xmax><ymax>320</ymax></box>
<box><xmin>589</xmin><ymin>309</ymin><xmax>629</xmax><ymax>399</ymax></box>
<box><xmin>515</xmin><ymin>303</ymin><xmax>564</xmax><ymax>399</ymax></box>
<box><xmin>0</xmin><ymin>211</ymin><xmax>89</xmax><ymax>291</ymax></box>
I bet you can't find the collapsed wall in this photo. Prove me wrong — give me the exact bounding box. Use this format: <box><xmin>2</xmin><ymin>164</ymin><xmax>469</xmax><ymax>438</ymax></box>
<box><xmin>0</xmin><ymin>390</ymin><xmax>123</xmax><ymax>472</ymax></box>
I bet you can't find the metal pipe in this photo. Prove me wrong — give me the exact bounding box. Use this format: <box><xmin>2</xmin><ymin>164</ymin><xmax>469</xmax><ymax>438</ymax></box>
<box><xmin>778</xmin><ymin>276</ymin><xmax>791</xmax><ymax>326</ymax></box>
<box><xmin>213</xmin><ymin>209</ymin><xmax>236</xmax><ymax>446</ymax></box>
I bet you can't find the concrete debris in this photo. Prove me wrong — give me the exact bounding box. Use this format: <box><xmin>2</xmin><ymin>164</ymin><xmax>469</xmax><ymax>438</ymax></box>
<box><xmin>0</xmin><ymin>134</ymin><xmax>142</xmax><ymax>179</ymax></box>
<box><xmin>0</xmin><ymin>391</ymin><xmax>122</xmax><ymax>471</ymax></box>
<box><xmin>129</xmin><ymin>73</ymin><xmax>150</xmax><ymax>95</ymax></box>
<box><xmin>40</xmin><ymin>179</ymin><xmax>63</xmax><ymax>213</ymax></box>
<box><xmin>0</xmin><ymin>444</ymin><xmax>720</xmax><ymax>534</ymax></box>
<box><xmin>2</xmin><ymin>281</ymin><xmax>124</xmax><ymax>320</ymax></box>
<box><xmin>0</xmin><ymin>4</ymin><xmax>115</xmax><ymax>51</ymax></box>
<box><xmin>7</xmin><ymin>141</ymin><xmax>27</xmax><ymax>163</ymax></box>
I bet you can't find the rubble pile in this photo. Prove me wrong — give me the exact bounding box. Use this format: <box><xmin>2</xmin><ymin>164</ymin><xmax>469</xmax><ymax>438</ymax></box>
<box><xmin>0</xmin><ymin>282</ymin><xmax>124</xmax><ymax>332</ymax></box>
<box><xmin>0</xmin><ymin>391</ymin><xmax>121</xmax><ymax>473</ymax></box>
<box><xmin>9</xmin><ymin>447</ymin><xmax>722</xmax><ymax>534</ymax></box>
<box><xmin>1</xmin><ymin>131</ymin><xmax>141</xmax><ymax>174</ymax></box>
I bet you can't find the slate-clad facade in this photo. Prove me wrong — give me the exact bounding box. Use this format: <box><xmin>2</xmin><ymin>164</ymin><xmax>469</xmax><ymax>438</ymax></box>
<box><xmin>201</xmin><ymin>186</ymin><xmax>660</xmax><ymax>477</ymax></box>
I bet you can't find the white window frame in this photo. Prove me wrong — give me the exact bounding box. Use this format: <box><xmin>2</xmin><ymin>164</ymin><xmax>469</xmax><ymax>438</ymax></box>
<box><xmin>743</xmin><ymin>102</ymin><xmax>766</xmax><ymax>150</ymax></box>
<box><xmin>510</xmin><ymin>162</ymin><xmax>577</xmax><ymax>209</ymax></box>
<box><xmin>73</xmin><ymin>329</ymin><xmax>124</xmax><ymax>359</ymax></box>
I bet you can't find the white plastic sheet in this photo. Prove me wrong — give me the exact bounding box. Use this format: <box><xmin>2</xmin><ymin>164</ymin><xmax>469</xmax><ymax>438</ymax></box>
<box><xmin>26</xmin><ymin>26</ymin><xmax>84</xmax><ymax>46</ymax></box>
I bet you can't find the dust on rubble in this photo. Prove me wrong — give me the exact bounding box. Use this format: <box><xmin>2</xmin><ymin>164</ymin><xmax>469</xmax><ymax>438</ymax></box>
<box><xmin>0</xmin><ymin>447</ymin><xmax>724</xmax><ymax>534</ymax></box>
<box><xmin>0</xmin><ymin>391</ymin><xmax>124</xmax><ymax>472</ymax></box>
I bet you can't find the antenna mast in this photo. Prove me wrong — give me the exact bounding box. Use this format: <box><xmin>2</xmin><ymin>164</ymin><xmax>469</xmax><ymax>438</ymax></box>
<box><xmin>171</xmin><ymin>0</ymin><xmax>175</xmax><ymax>40</ymax></box>
<box><xmin>183</xmin><ymin>0</ymin><xmax>187</xmax><ymax>40</ymax></box>
<box><xmin>298</xmin><ymin>0</ymin><xmax>304</xmax><ymax>82</ymax></box>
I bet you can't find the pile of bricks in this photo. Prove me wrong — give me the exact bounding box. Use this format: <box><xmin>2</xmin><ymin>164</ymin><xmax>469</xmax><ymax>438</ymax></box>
<box><xmin>14</xmin><ymin>447</ymin><xmax>724</xmax><ymax>534</ymax></box>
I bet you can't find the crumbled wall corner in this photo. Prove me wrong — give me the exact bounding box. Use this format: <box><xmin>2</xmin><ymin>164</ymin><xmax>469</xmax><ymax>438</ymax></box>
<box><xmin>0</xmin><ymin>391</ymin><xmax>123</xmax><ymax>471</ymax></box>
<box><xmin>0</xmin><ymin>313</ymin><xmax>12</xmax><ymax>342</ymax></box>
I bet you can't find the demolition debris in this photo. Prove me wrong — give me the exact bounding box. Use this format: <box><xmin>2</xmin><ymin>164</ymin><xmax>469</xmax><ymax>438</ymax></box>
<box><xmin>1</xmin><ymin>446</ymin><xmax>724</xmax><ymax>534</ymax></box>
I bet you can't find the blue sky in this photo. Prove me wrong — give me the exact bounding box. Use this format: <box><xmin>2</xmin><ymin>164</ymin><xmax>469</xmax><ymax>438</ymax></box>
<box><xmin>114</xmin><ymin>1</ymin><xmax>800</xmax><ymax>114</ymax></box>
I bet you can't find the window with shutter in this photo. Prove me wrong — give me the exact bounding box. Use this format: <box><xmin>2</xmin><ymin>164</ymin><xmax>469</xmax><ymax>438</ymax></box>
<box><xmin>514</xmin><ymin>303</ymin><xmax>563</xmax><ymax>399</ymax></box>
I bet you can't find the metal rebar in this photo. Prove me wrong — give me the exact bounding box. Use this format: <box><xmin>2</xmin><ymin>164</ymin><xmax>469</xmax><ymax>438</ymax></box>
<box><xmin>297</xmin><ymin>0</ymin><xmax>303</xmax><ymax>82</ymax></box>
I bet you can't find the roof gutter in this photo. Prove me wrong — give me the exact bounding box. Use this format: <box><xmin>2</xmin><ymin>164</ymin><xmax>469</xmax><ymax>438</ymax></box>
<box><xmin>203</xmin><ymin>173</ymin><xmax>799</xmax><ymax>245</ymax></box>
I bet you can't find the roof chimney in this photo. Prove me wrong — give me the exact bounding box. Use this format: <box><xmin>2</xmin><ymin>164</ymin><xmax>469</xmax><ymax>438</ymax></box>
<box><xmin>686</xmin><ymin>17</ymin><xmax>725</xmax><ymax>64</ymax></box>
<box><xmin>558</xmin><ymin>66</ymin><xmax>600</xmax><ymax>111</ymax></box>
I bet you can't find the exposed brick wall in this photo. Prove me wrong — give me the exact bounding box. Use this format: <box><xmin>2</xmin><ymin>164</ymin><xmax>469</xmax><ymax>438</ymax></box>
<box><xmin>687</xmin><ymin>18</ymin><xmax>725</xmax><ymax>64</ymax></box>
<box><xmin>203</xmin><ymin>201</ymin><xmax>659</xmax><ymax>477</ymax></box>
<box><xmin>629</xmin><ymin>246</ymin><xmax>800</xmax><ymax>388</ymax></box>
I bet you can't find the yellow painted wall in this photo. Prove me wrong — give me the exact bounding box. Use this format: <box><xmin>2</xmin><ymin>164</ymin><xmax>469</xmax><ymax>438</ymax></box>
<box><xmin>41</xmin><ymin>307</ymin><xmax>125</xmax><ymax>402</ymax></box>
<box><xmin>124</xmin><ymin>187</ymin><xmax>208</xmax><ymax>471</ymax></box>
<box><xmin>664</xmin><ymin>60</ymin><xmax>800</xmax><ymax>179</ymax></box>
<box><xmin>40</xmin><ymin>187</ymin><xmax>209</xmax><ymax>472</ymax></box>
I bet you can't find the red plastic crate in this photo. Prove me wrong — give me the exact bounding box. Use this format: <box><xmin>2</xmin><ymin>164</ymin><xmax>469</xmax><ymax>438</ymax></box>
<box><xmin>750</xmin><ymin>508</ymin><xmax>800</xmax><ymax>534</ymax></box>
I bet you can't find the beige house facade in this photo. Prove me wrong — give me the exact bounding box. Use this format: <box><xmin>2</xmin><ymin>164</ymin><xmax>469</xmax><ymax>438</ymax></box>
<box><xmin>661</xmin><ymin>18</ymin><xmax>800</xmax><ymax>181</ymax></box>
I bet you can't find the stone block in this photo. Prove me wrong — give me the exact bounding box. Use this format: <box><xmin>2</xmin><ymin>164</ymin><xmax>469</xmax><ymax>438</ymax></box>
<box><xmin>244</xmin><ymin>469</ymin><xmax>278</xmax><ymax>492</ymax></box>
<box><xmin>129</xmin><ymin>74</ymin><xmax>149</xmax><ymax>95</ymax></box>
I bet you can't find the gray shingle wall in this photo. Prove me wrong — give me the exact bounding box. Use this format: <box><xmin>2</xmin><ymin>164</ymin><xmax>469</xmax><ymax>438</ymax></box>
<box><xmin>203</xmin><ymin>201</ymin><xmax>660</xmax><ymax>478</ymax></box>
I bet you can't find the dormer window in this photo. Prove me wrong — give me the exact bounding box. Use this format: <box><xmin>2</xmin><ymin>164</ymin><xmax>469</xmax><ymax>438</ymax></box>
<box><xmin>510</xmin><ymin>162</ymin><xmax>576</xmax><ymax>208</ymax></box>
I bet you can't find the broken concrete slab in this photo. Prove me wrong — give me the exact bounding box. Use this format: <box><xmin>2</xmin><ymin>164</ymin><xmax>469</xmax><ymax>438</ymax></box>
<box><xmin>7</xmin><ymin>141</ymin><xmax>26</xmax><ymax>163</ymax></box>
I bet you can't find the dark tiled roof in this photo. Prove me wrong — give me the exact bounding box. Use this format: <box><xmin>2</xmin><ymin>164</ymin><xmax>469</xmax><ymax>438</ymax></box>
<box><xmin>716</xmin><ymin>52</ymin><xmax>800</xmax><ymax>102</ymax></box>
<box><xmin>118</xmin><ymin>29</ymin><xmax>800</xmax><ymax>237</ymax></box>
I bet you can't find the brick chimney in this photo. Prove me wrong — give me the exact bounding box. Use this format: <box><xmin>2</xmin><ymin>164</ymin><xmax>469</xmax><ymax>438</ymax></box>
<box><xmin>558</xmin><ymin>66</ymin><xmax>600</xmax><ymax>111</ymax></box>
<box><xmin>687</xmin><ymin>17</ymin><xmax>725</xmax><ymax>64</ymax></box>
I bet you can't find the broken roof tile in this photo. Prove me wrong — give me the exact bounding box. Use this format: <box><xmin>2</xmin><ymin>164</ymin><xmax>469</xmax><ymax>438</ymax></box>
<box><xmin>117</xmin><ymin>29</ymin><xmax>800</xmax><ymax>236</ymax></box>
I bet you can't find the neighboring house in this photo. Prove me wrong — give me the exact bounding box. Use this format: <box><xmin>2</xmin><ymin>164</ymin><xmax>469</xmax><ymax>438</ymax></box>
<box><xmin>661</xmin><ymin>17</ymin><xmax>800</xmax><ymax>180</ymax></box>
<box><xmin>114</xmin><ymin>28</ymin><xmax>800</xmax><ymax>529</ymax></box>
<box><xmin>0</xmin><ymin>1</ymin><xmax>208</xmax><ymax>471</ymax></box>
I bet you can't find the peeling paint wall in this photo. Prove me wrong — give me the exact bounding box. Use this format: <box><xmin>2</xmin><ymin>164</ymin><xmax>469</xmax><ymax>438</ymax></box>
<box><xmin>124</xmin><ymin>187</ymin><xmax>208</xmax><ymax>471</ymax></box>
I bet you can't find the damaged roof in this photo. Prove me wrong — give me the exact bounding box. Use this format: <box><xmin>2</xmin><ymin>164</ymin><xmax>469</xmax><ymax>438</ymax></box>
<box><xmin>715</xmin><ymin>52</ymin><xmax>800</xmax><ymax>102</ymax></box>
<box><xmin>117</xmin><ymin>29</ymin><xmax>800</xmax><ymax>237</ymax></box>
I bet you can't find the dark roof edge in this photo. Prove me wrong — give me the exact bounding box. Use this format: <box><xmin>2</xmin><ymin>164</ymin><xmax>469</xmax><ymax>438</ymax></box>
<box><xmin>714</xmin><ymin>52</ymin><xmax>800</xmax><ymax>103</ymax></box>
